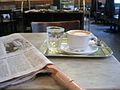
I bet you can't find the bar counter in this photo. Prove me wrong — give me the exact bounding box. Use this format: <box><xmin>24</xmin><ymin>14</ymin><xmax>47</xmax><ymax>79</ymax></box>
<box><xmin>23</xmin><ymin>9</ymin><xmax>84</xmax><ymax>31</ymax></box>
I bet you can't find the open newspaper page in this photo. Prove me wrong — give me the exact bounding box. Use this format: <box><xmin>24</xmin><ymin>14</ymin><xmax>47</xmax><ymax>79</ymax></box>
<box><xmin>0</xmin><ymin>33</ymin><xmax>53</xmax><ymax>84</ymax></box>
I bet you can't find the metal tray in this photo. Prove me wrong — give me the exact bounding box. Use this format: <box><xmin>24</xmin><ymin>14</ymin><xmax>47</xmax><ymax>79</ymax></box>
<box><xmin>39</xmin><ymin>38</ymin><xmax>113</xmax><ymax>58</ymax></box>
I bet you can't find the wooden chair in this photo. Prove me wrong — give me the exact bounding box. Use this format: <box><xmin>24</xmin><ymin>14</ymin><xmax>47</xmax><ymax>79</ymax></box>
<box><xmin>31</xmin><ymin>20</ymin><xmax>80</xmax><ymax>32</ymax></box>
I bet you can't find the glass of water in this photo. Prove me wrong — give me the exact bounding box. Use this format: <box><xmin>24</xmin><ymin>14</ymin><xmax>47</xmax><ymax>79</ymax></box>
<box><xmin>47</xmin><ymin>26</ymin><xmax>64</xmax><ymax>53</ymax></box>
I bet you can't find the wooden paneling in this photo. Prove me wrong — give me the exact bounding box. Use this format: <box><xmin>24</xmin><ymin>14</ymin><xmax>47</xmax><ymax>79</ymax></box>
<box><xmin>0</xmin><ymin>0</ymin><xmax>106</xmax><ymax>10</ymax></box>
<box><xmin>0</xmin><ymin>0</ymin><xmax>53</xmax><ymax>9</ymax></box>
<box><xmin>85</xmin><ymin>0</ymin><xmax>106</xmax><ymax>5</ymax></box>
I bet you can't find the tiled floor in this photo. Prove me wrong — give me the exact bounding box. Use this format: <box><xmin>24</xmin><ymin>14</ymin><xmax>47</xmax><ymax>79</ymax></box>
<box><xmin>89</xmin><ymin>23</ymin><xmax>120</xmax><ymax>62</ymax></box>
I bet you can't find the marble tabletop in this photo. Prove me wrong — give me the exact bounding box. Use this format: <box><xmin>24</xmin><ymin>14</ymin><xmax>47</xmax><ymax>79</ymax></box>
<box><xmin>8</xmin><ymin>33</ymin><xmax>120</xmax><ymax>90</ymax></box>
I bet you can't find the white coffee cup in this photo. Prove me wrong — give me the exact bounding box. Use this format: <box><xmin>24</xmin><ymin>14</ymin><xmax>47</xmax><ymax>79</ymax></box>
<box><xmin>66</xmin><ymin>30</ymin><xmax>97</xmax><ymax>51</ymax></box>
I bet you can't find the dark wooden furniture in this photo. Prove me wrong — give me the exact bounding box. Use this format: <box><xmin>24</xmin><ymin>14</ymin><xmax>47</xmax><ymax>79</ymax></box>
<box><xmin>31</xmin><ymin>20</ymin><xmax>80</xmax><ymax>32</ymax></box>
<box><xmin>103</xmin><ymin>10</ymin><xmax>120</xmax><ymax>33</ymax></box>
<box><xmin>23</xmin><ymin>10</ymin><xmax>84</xmax><ymax>32</ymax></box>
<box><xmin>0</xmin><ymin>10</ymin><xmax>17</xmax><ymax>36</ymax></box>
<box><xmin>113</xmin><ymin>8</ymin><xmax>120</xmax><ymax>31</ymax></box>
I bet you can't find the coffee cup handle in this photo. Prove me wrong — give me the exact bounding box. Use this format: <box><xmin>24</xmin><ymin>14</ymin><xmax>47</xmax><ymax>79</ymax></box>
<box><xmin>89</xmin><ymin>34</ymin><xmax>97</xmax><ymax>45</ymax></box>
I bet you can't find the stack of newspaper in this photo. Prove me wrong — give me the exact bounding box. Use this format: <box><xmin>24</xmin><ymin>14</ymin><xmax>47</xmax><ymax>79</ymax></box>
<box><xmin>0</xmin><ymin>33</ymin><xmax>52</xmax><ymax>88</ymax></box>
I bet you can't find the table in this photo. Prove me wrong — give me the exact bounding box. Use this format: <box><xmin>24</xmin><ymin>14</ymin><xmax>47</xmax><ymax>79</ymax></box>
<box><xmin>8</xmin><ymin>33</ymin><xmax>120</xmax><ymax>90</ymax></box>
<box><xmin>104</xmin><ymin>14</ymin><xmax>120</xmax><ymax>33</ymax></box>
<box><xmin>113</xmin><ymin>14</ymin><xmax>120</xmax><ymax>31</ymax></box>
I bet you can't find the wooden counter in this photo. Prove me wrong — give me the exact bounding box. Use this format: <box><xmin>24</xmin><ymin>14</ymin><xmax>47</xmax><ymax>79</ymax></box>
<box><xmin>23</xmin><ymin>10</ymin><xmax>84</xmax><ymax>32</ymax></box>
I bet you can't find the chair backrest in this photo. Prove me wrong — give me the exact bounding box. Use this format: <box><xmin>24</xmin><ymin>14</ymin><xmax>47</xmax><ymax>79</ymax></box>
<box><xmin>31</xmin><ymin>20</ymin><xmax>80</xmax><ymax>32</ymax></box>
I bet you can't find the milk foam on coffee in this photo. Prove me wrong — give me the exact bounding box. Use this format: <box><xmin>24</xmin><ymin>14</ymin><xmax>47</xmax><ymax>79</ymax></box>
<box><xmin>68</xmin><ymin>30</ymin><xmax>90</xmax><ymax>36</ymax></box>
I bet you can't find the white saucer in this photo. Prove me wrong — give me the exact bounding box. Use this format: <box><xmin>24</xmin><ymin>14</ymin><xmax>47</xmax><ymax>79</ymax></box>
<box><xmin>60</xmin><ymin>44</ymin><xmax>98</xmax><ymax>55</ymax></box>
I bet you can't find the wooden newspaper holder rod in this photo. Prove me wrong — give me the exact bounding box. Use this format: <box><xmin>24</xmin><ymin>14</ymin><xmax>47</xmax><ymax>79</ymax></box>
<box><xmin>45</xmin><ymin>64</ymin><xmax>84</xmax><ymax>90</ymax></box>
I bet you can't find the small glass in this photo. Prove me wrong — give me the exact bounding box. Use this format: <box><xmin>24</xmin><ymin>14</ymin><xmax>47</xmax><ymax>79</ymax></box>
<box><xmin>47</xmin><ymin>26</ymin><xmax>64</xmax><ymax>53</ymax></box>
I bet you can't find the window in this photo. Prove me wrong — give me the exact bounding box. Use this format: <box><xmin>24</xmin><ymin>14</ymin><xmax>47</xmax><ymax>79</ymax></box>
<box><xmin>114</xmin><ymin>0</ymin><xmax>120</xmax><ymax>4</ymax></box>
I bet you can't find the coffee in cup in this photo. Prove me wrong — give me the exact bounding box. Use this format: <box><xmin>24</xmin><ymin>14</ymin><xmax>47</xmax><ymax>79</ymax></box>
<box><xmin>66</xmin><ymin>30</ymin><xmax>97</xmax><ymax>51</ymax></box>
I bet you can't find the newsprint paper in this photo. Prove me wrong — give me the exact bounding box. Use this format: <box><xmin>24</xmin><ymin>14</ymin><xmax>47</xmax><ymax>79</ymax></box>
<box><xmin>0</xmin><ymin>33</ymin><xmax>52</xmax><ymax>88</ymax></box>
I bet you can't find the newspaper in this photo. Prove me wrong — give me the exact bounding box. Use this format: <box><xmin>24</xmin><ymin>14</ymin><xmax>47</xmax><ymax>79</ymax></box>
<box><xmin>0</xmin><ymin>33</ymin><xmax>53</xmax><ymax>88</ymax></box>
